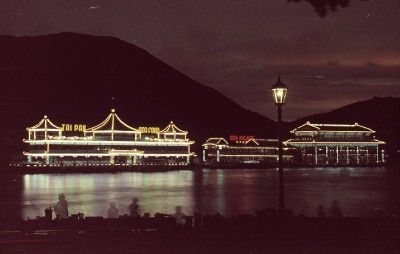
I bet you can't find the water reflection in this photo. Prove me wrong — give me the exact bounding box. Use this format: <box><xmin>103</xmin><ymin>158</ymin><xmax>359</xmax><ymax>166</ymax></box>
<box><xmin>16</xmin><ymin>167</ymin><xmax>400</xmax><ymax>219</ymax></box>
<box><xmin>22</xmin><ymin>171</ymin><xmax>194</xmax><ymax>219</ymax></box>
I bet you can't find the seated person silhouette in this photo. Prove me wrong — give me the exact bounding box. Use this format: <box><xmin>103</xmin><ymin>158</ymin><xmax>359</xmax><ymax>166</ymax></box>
<box><xmin>54</xmin><ymin>193</ymin><xmax>68</xmax><ymax>219</ymax></box>
<box><xmin>107</xmin><ymin>201</ymin><xmax>119</xmax><ymax>218</ymax></box>
<box><xmin>174</xmin><ymin>206</ymin><xmax>186</xmax><ymax>225</ymax></box>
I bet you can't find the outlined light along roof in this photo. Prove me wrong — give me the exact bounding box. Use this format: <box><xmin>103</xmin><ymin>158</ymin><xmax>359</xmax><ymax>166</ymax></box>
<box><xmin>86</xmin><ymin>109</ymin><xmax>140</xmax><ymax>133</ymax></box>
<box><xmin>203</xmin><ymin>138</ymin><xmax>229</xmax><ymax>146</ymax></box>
<box><xmin>245</xmin><ymin>138</ymin><xmax>280</xmax><ymax>147</ymax></box>
<box><xmin>291</xmin><ymin>121</ymin><xmax>375</xmax><ymax>133</ymax></box>
<box><xmin>27</xmin><ymin>115</ymin><xmax>61</xmax><ymax>131</ymax></box>
<box><xmin>160</xmin><ymin>121</ymin><xmax>188</xmax><ymax>134</ymax></box>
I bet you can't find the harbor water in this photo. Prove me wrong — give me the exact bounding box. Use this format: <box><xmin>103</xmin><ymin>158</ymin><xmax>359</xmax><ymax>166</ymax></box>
<box><xmin>1</xmin><ymin>167</ymin><xmax>399</xmax><ymax>220</ymax></box>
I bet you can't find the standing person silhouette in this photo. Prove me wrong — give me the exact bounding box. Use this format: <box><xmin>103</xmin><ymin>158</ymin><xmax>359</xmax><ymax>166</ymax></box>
<box><xmin>54</xmin><ymin>193</ymin><xmax>68</xmax><ymax>219</ymax></box>
<box><xmin>129</xmin><ymin>197</ymin><xmax>140</xmax><ymax>217</ymax></box>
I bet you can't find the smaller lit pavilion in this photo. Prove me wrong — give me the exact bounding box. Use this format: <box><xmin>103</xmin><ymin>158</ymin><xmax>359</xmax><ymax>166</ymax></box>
<box><xmin>159</xmin><ymin>121</ymin><xmax>188</xmax><ymax>140</ymax></box>
<box><xmin>25</xmin><ymin>115</ymin><xmax>63</xmax><ymax>164</ymax></box>
<box><xmin>285</xmin><ymin>122</ymin><xmax>385</xmax><ymax>166</ymax></box>
<box><xmin>27</xmin><ymin>115</ymin><xmax>62</xmax><ymax>141</ymax></box>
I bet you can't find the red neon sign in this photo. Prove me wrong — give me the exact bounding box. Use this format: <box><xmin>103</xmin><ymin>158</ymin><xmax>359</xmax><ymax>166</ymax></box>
<box><xmin>229</xmin><ymin>135</ymin><xmax>254</xmax><ymax>141</ymax></box>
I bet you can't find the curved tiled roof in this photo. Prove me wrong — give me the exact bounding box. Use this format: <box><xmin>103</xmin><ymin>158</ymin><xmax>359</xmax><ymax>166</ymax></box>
<box><xmin>86</xmin><ymin>109</ymin><xmax>140</xmax><ymax>133</ymax></box>
<box><xmin>159</xmin><ymin>121</ymin><xmax>187</xmax><ymax>134</ymax></box>
<box><xmin>27</xmin><ymin>115</ymin><xmax>61</xmax><ymax>131</ymax></box>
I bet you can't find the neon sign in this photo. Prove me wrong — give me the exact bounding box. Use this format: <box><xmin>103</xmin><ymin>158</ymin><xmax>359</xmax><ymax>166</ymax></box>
<box><xmin>138</xmin><ymin>127</ymin><xmax>160</xmax><ymax>134</ymax></box>
<box><xmin>61</xmin><ymin>124</ymin><xmax>87</xmax><ymax>132</ymax></box>
<box><xmin>229</xmin><ymin>135</ymin><xmax>254</xmax><ymax>141</ymax></box>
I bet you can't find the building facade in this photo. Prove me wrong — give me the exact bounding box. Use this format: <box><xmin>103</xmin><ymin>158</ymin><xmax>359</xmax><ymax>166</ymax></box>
<box><xmin>22</xmin><ymin>109</ymin><xmax>195</xmax><ymax>167</ymax></box>
<box><xmin>285</xmin><ymin>122</ymin><xmax>385</xmax><ymax>166</ymax></box>
<box><xmin>202</xmin><ymin>137</ymin><xmax>294</xmax><ymax>167</ymax></box>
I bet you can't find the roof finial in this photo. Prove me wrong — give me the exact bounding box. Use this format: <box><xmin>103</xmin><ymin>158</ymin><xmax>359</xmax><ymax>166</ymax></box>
<box><xmin>111</xmin><ymin>96</ymin><xmax>116</xmax><ymax>112</ymax></box>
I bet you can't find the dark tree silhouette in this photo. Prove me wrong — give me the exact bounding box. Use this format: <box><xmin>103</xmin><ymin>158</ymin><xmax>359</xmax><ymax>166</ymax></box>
<box><xmin>288</xmin><ymin>0</ymin><xmax>368</xmax><ymax>17</ymax></box>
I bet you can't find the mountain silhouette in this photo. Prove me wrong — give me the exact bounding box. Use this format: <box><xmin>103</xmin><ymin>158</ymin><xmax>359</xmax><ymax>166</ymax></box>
<box><xmin>0</xmin><ymin>32</ymin><xmax>276</xmax><ymax>162</ymax></box>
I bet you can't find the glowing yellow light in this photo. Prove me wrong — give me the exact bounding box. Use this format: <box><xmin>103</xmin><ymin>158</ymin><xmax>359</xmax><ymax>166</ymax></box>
<box><xmin>23</xmin><ymin>110</ymin><xmax>196</xmax><ymax>166</ymax></box>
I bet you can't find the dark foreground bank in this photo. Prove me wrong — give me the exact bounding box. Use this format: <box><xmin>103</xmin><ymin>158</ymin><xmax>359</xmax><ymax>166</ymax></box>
<box><xmin>0</xmin><ymin>214</ymin><xmax>398</xmax><ymax>254</ymax></box>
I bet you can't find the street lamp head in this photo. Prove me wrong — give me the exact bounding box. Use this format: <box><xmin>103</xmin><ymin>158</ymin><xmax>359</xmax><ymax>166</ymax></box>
<box><xmin>271</xmin><ymin>74</ymin><xmax>287</xmax><ymax>105</ymax></box>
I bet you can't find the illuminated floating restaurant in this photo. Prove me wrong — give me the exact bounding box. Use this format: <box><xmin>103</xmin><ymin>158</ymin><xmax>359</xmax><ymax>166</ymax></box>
<box><xmin>21</xmin><ymin>109</ymin><xmax>195</xmax><ymax>167</ymax></box>
<box><xmin>284</xmin><ymin>122</ymin><xmax>385</xmax><ymax>166</ymax></box>
<box><xmin>202</xmin><ymin>136</ymin><xmax>294</xmax><ymax>166</ymax></box>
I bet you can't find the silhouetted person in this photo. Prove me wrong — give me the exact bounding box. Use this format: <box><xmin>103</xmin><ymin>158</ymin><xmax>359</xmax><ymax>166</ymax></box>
<box><xmin>54</xmin><ymin>193</ymin><xmax>68</xmax><ymax>219</ymax></box>
<box><xmin>78</xmin><ymin>213</ymin><xmax>84</xmax><ymax>220</ymax></box>
<box><xmin>174</xmin><ymin>206</ymin><xmax>186</xmax><ymax>225</ymax></box>
<box><xmin>318</xmin><ymin>205</ymin><xmax>325</xmax><ymax>217</ymax></box>
<box><xmin>330</xmin><ymin>200</ymin><xmax>343</xmax><ymax>217</ymax></box>
<box><xmin>129</xmin><ymin>197</ymin><xmax>140</xmax><ymax>217</ymax></box>
<box><xmin>107</xmin><ymin>201</ymin><xmax>118</xmax><ymax>218</ymax></box>
<box><xmin>45</xmin><ymin>207</ymin><xmax>53</xmax><ymax>221</ymax></box>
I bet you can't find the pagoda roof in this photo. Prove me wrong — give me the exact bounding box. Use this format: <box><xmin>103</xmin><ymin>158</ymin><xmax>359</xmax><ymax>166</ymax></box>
<box><xmin>291</xmin><ymin>122</ymin><xmax>375</xmax><ymax>133</ymax></box>
<box><xmin>203</xmin><ymin>137</ymin><xmax>229</xmax><ymax>146</ymax></box>
<box><xmin>86</xmin><ymin>109</ymin><xmax>140</xmax><ymax>133</ymax></box>
<box><xmin>159</xmin><ymin>121</ymin><xmax>188</xmax><ymax>134</ymax></box>
<box><xmin>27</xmin><ymin>115</ymin><xmax>61</xmax><ymax>131</ymax></box>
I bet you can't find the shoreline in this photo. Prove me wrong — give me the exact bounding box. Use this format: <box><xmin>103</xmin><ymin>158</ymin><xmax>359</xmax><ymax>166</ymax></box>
<box><xmin>3</xmin><ymin>163</ymin><xmax>387</xmax><ymax>174</ymax></box>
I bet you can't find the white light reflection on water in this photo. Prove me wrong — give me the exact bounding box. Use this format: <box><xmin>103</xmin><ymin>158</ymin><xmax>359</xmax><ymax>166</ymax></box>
<box><xmin>22</xmin><ymin>171</ymin><xmax>194</xmax><ymax>219</ymax></box>
<box><xmin>21</xmin><ymin>167</ymin><xmax>399</xmax><ymax>219</ymax></box>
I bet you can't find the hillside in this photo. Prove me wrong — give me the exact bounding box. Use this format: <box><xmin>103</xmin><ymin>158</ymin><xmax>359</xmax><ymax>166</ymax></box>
<box><xmin>0</xmin><ymin>32</ymin><xmax>276</xmax><ymax>162</ymax></box>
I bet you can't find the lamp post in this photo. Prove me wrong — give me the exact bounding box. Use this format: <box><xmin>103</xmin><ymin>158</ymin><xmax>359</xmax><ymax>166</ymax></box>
<box><xmin>271</xmin><ymin>74</ymin><xmax>287</xmax><ymax>216</ymax></box>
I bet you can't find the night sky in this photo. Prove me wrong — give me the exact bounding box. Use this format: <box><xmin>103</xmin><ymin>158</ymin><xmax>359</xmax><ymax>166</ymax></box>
<box><xmin>0</xmin><ymin>0</ymin><xmax>399</xmax><ymax>120</ymax></box>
